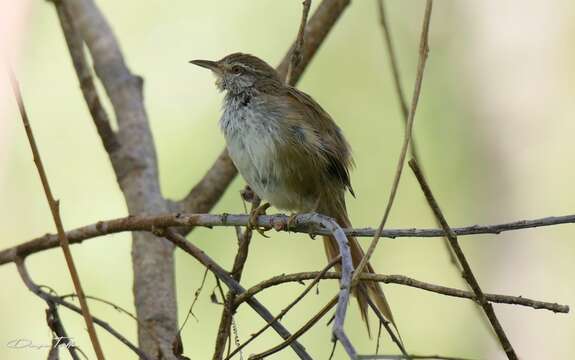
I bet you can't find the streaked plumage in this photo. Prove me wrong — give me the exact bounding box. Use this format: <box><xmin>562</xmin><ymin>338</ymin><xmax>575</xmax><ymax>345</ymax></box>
<box><xmin>191</xmin><ymin>53</ymin><xmax>397</xmax><ymax>334</ymax></box>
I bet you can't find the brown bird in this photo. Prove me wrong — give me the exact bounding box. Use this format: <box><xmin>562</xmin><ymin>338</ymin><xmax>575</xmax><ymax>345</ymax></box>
<box><xmin>191</xmin><ymin>53</ymin><xmax>397</xmax><ymax>334</ymax></box>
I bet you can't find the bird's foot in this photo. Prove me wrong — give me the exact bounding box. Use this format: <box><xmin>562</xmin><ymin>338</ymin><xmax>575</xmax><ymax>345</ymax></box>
<box><xmin>248</xmin><ymin>202</ymin><xmax>271</xmax><ymax>237</ymax></box>
<box><xmin>286</xmin><ymin>213</ymin><xmax>299</xmax><ymax>232</ymax></box>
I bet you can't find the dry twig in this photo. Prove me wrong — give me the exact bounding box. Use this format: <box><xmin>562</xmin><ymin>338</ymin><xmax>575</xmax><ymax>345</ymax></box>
<box><xmin>8</xmin><ymin>70</ymin><xmax>104</xmax><ymax>360</ymax></box>
<box><xmin>162</xmin><ymin>229</ymin><xmax>312</xmax><ymax>360</ymax></box>
<box><xmin>286</xmin><ymin>0</ymin><xmax>312</xmax><ymax>85</ymax></box>
<box><xmin>15</xmin><ymin>257</ymin><xmax>150</xmax><ymax>360</ymax></box>
<box><xmin>409</xmin><ymin>159</ymin><xmax>518</xmax><ymax>359</ymax></box>
<box><xmin>234</xmin><ymin>271</ymin><xmax>568</xmax><ymax>314</ymax></box>
<box><xmin>226</xmin><ymin>256</ymin><xmax>341</xmax><ymax>360</ymax></box>
<box><xmin>355</xmin><ymin>0</ymin><xmax>434</xmax><ymax>282</ymax></box>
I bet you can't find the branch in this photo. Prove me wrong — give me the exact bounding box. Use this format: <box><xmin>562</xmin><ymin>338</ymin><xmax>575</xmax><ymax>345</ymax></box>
<box><xmin>376</xmin><ymin>0</ymin><xmax>459</xmax><ymax>268</ymax></box>
<box><xmin>8</xmin><ymin>69</ymin><xmax>104</xmax><ymax>360</ymax></box>
<box><xmin>226</xmin><ymin>256</ymin><xmax>341</xmax><ymax>360</ymax></box>
<box><xmin>285</xmin><ymin>0</ymin><xmax>312</xmax><ymax>85</ymax></box>
<box><xmin>212</xmin><ymin>194</ymin><xmax>260</xmax><ymax>360</ymax></box>
<box><xmin>355</xmin><ymin>0</ymin><xmax>433</xmax><ymax>282</ymax></box>
<box><xmin>250</xmin><ymin>296</ymin><xmax>338</xmax><ymax>360</ymax></box>
<box><xmin>58</xmin><ymin>0</ymin><xmax>178</xmax><ymax>356</ymax></box>
<box><xmin>15</xmin><ymin>257</ymin><xmax>151</xmax><ymax>360</ymax></box>
<box><xmin>175</xmin><ymin>0</ymin><xmax>351</xmax><ymax>216</ymax></box>
<box><xmin>234</xmin><ymin>271</ymin><xmax>568</xmax><ymax>314</ymax></box>
<box><xmin>52</xmin><ymin>1</ymin><xmax>119</xmax><ymax>155</ymax></box>
<box><xmin>2</xmin><ymin>212</ymin><xmax>574</xmax><ymax>265</ymax></box>
<box><xmin>161</xmin><ymin>229</ymin><xmax>312</xmax><ymax>360</ymax></box>
<box><xmin>409</xmin><ymin>160</ymin><xmax>518</xmax><ymax>359</ymax></box>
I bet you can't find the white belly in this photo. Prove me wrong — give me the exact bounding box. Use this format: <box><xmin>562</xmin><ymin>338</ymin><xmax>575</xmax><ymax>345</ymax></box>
<box><xmin>220</xmin><ymin>102</ymin><xmax>309</xmax><ymax>211</ymax></box>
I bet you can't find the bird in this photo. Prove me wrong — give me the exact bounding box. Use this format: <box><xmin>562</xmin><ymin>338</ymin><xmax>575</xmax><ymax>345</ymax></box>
<box><xmin>190</xmin><ymin>52</ymin><xmax>397</xmax><ymax>335</ymax></box>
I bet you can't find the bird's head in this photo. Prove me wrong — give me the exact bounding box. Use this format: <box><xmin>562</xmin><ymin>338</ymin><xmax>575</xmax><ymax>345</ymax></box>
<box><xmin>190</xmin><ymin>53</ymin><xmax>282</xmax><ymax>95</ymax></box>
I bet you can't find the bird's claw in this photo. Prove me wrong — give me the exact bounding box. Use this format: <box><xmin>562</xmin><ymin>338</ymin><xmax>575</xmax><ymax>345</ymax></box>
<box><xmin>248</xmin><ymin>202</ymin><xmax>271</xmax><ymax>237</ymax></box>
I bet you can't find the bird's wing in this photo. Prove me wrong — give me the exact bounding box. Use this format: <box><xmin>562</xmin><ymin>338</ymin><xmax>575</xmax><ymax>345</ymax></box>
<box><xmin>283</xmin><ymin>86</ymin><xmax>355</xmax><ymax>197</ymax></box>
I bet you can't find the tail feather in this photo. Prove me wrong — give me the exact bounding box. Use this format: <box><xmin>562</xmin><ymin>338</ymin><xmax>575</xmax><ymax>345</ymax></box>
<box><xmin>321</xmin><ymin>211</ymin><xmax>397</xmax><ymax>337</ymax></box>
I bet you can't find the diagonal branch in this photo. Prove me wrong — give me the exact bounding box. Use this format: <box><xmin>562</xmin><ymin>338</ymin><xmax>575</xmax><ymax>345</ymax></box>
<box><xmin>162</xmin><ymin>229</ymin><xmax>312</xmax><ymax>360</ymax></box>
<box><xmin>354</xmin><ymin>0</ymin><xmax>434</xmax><ymax>280</ymax></box>
<box><xmin>15</xmin><ymin>257</ymin><xmax>151</xmax><ymax>360</ymax></box>
<box><xmin>8</xmin><ymin>70</ymin><xmax>105</xmax><ymax>360</ymax></box>
<box><xmin>376</xmin><ymin>0</ymin><xmax>459</xmax><ymax>268</ymax></box>
<box><xmin>225</xmin><ymin>256</ymin><xmax>341</xmax><ymax>360</ymax></box>
<box><xmin>409</xmin><ymin>159</ymin><xmax>518</xmax><ymax>359</ymax></box>
<box><xmin>212</xmin><ymin>194</ymin><xmax>260</xmax><ymax>360</ymax></box>
<box><xmin>52</xmin><ymin>0</ymin><xmax>119</xmax><ymax>154</ymax></box>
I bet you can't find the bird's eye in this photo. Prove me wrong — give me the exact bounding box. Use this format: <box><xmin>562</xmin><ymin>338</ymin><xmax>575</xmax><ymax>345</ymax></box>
<box><xmin>231</xmin><ymin>65</ymin><xmax>242</xmax><ymax>74</ymax></box>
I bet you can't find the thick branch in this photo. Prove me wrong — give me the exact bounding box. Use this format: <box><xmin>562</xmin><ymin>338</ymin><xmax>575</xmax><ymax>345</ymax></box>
<box><xmin>60</xmin><ymin>0</ymin><xmax>177</xmax><ymax>357</ymax></box>
<box><xmin>2</xmin><ymin>212</ymin><xmax>574</xmax><ymax>265</ymax></box>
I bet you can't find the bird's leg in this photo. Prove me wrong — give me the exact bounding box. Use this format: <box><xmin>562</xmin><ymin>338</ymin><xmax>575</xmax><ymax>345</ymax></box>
<box><xmin>248</xmin><ymin>202</ymin><xmax>271</xmax><ymax>237</ymax></box>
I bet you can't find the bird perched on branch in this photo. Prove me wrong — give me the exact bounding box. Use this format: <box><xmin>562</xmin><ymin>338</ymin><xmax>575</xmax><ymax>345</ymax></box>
<box><xmin>190</xmin><ymin>53</ymin><xmax>398</xmax><ymax>336</ymax></box>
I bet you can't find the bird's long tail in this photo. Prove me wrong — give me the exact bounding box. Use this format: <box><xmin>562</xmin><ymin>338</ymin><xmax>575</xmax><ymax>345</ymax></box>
<box><xmin>322</xmin><ymin>210</ymin><xmax>398</xmax><ymax>338</ymax></box>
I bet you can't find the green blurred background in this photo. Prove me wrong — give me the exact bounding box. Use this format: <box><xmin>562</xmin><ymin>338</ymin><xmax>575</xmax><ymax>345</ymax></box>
<box><xmin>1</xmin><ymin>1</ymin><xmax>574</xmax><ymax>359</ymax></box>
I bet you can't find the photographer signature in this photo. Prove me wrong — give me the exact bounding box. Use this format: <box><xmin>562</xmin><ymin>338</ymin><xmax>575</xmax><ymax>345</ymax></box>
<box><xmin>7</xmin><ymin>337</ymin><xmax>75</xmax><ymax>350</ymax></box>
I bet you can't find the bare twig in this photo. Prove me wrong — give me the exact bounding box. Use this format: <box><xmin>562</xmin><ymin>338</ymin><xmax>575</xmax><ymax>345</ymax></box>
<box><xmin>162</xmin><ymin>229</ymin><xmax>312</xmax><ymax>360</ymax></box>
<box><xmin>233</xmin><ymin>271</ymin><xmax>568</xmax><ymax>314</ymax></box>
<box><xmin>213</xmin><ymin>195</ymin><xmax>259</xmax><ymax>360</ymax></box>
<box><xmin>8</xmin><ymin>70</ymin><xmax>104</xmax><ymax>360</ymax></box>
<box><xmin>180</xmin><ymin>267</ymin><xmax>209</xmax><ymax>330</ymax></box>
<box><xmin>286</xmin><ymin>0</ymin><xmax>312</xmax><ymax>85</ymax></box>
<box><xmin>409</xmin><ymin>159</ymin><xmax>518</xmax><ymax>359</ymax></box>
<box><xmin>365</xmin><ymin>355</ymin><xmax>475</xmax><ymax>360</ymax></box>
<box><xmin>376</xmin><ymin>0</ymin><xmax>459</xmax><ymax>267</ymax></box>
<box><xmin>2</xmin><ymin>212</ymin><xmax>575</xmax><ymax>265</ymax></box>
<box><xmin>249</xmin><ymin>297</ymin><xmax>338</xmax><ymax>360</ymax></box>
<box><xmin>45</xmin><ymin>300</ymin><xmax>82</xmax><ymax>360</ymax></box>
<box><xmin>355</xmin><ymin>0</ymin><xmax>434</xmax><ymax>281</ymax></box>
<box><xmin>226</xmin><ymin>256</ymin><xmax>341</xmax><ymax>360</ymax></box>
<box><xmin>15</xmin><ymin>257</ymin><xmax>151</xmax><ymax>360</ymax></box>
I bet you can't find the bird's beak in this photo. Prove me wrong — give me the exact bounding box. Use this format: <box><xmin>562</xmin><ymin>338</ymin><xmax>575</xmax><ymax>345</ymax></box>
<box><xmin>189</xmin><ymin>59</ymin><xmax>220</xmax><ymax>73</ymax></box>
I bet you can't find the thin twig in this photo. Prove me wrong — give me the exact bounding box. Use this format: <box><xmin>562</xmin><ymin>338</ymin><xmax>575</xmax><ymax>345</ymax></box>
<box><xmin>162</xmin><ymin>229</ymin><xmax>312</xmax><ymax>360</ymax></box>
<box><xmin>376</xmin><ymin>0</ymin><xmax>459</xmax><ymax>268</ymax></box>
<box><xmin>409</xmin><ymin>159</ymin><xmax>518</xmax><ymax>359</ymax></box>
<box><xmin>286</xmin><ymin>0</ymin><xmax>312</xmax><ymax>85</ymax></box>
<box><xmin>365</xmin><ymin>355</ymin><xmax>475</xmax><ymax>360</ymax></box>
<box><xmin>249</xmin><ymin>296</ymin><xmax>338</xmax><ymax>360</ymax></box>
<box><xmin>226</xmin><ymin>256</ymin><xmax>341</xmax><ymax>360</ymax></box>
<box><xmin>213</xmin><ymin>194</ymin><xmax>259</xmax><ymax>360</ymax></box>
<box><xmin>45</xmin><ymin>300</ymin><xmax>82</xmax><ymax>360</ymax></box>
<box><xmin>8</xmin><ymin>70</ymin><xmax>105</xmax><ymax>360</ymax></box>
<box><xmin>3</xmin><ymin>212</ymin><xmax>575</xmax><ymax>265</ymax></box>
<box><xmin>355</xmin><ymin>0</ymin><xmax>434</xmax><ymax>282</ymax></box>
<box><xmin>233</xmin><ymin>271</ymin><xmax>568</xmax><ymax>314</ymax></box>
<box><xmin>180</xmin><ymin>267</ymin><xmax>209</xmax><ymax>329</ymax></box>
<box><xmin>15</xmin><ymin>257</ymin><xmax>150</xmax><ymax>360</ymax></box>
